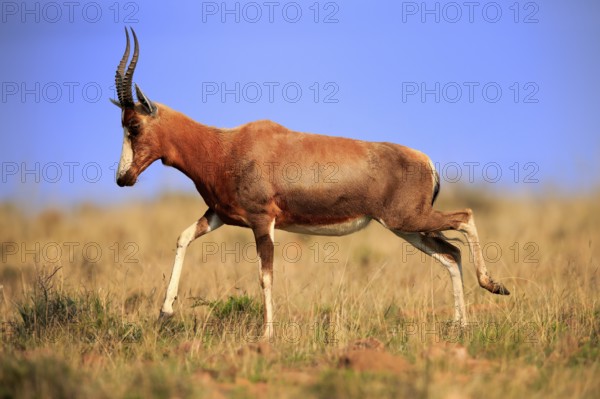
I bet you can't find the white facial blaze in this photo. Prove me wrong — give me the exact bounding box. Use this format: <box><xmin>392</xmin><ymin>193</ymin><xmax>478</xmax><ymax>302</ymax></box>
<box><xmin>117</xmin><ymin>127</ymin><xmax>133</xmax><ymax>181</ymax></box>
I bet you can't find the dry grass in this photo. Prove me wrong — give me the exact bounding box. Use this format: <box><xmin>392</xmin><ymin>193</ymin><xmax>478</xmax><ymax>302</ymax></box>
<box><xmin>0</xmin><ymin>189</ymin><xmax>599</xmax><ymax>398</ymax></box>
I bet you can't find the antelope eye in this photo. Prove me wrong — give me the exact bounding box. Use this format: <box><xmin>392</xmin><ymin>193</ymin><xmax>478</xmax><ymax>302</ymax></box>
<box><xmin>128</xmin><ymin>123</ymin><xmax>140</xmax><ymax>136</ymax></box>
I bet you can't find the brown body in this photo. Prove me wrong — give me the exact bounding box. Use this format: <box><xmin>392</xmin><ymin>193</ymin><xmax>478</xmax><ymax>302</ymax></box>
<box><xmin>113</xmin><ymin>29</ymin><xmax>509</xmax><ymax>339</ymax></box>
<box><xmin>122</xmin><ymin>104</ymin><xmax>450</xmax><ymax>233</ymax></box>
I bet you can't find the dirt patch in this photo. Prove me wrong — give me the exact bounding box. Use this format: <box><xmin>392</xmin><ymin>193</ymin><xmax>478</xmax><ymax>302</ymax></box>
<box><xmin>274</xmin><ymin>369</ymin><xmax>319</xmax><ymax>386</ymax></box>
<box><xmin>338</xmin><ymin>338</ymin><xmax>412</xmax><ymax>374</ymax></box>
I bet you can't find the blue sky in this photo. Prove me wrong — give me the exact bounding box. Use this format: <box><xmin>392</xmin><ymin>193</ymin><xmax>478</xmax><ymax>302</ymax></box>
<box><xmin>1</xmin><ymin>1</ymin><xmax>599</xmax><ymax>207</ymax></box>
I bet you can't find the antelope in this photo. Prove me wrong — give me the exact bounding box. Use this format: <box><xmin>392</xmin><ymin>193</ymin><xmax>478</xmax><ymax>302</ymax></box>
<box><xmin>112</xmin><ymin>28</ymin><xmax>509</xmax><ymax>339</ymax></box>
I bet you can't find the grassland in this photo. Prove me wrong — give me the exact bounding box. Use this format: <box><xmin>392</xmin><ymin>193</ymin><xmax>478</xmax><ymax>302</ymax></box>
<box><xmin>0</xmin><ymin>189</ymin><xmax>599</xmax><ymax>398</ymax></box>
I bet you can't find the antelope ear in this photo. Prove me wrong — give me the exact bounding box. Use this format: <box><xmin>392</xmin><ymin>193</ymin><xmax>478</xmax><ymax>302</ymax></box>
<box><xmin>110</xmin><ymin>98</ymin><xmax>122</xmax><ymax>108</ymax></box>
<box><xmin>135</xmin><ymin>84</ymin><xmax>157</xmax><ymax>116</ymax></box>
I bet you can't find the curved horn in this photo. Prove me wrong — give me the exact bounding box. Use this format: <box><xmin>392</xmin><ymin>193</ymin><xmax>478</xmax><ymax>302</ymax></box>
<box><xmin>114</xmin><ymin>27</ymin><xmax>130</xmax><ymax>106</ymax></box>
<box><xmin>122</xmin><ymin>27</ymin><xmax>140</xmax><ymax>107</ymax></box>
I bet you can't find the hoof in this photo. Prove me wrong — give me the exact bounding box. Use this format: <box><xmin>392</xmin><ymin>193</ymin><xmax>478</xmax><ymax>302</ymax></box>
<box><xmin>490</xmin><ymin>282</ymin><xmax>510</xmax><ymax>295</ymax></box>
<box><xmin>158</xmin><ymin>310</ymin><xmax>174</xmax><ymax>322</ymax></box>
<box><xmin>480</xmin><ymin>275</ymin><xmax>510</xmax><ymax>296</ymax></box>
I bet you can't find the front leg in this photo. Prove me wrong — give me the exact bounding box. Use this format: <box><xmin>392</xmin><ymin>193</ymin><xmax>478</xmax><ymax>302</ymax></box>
<box><xmin>252</xmin><ymin>218</ymin><xmax>276</xmax><ymax>340</ymax></box>
<box><xmin>160</xmin><ymin>209</ymin><xmax>223</xmax><ymax>318</ymax></box>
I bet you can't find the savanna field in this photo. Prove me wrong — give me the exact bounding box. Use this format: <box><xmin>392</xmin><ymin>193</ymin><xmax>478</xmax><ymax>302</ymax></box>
<box><xmin>0</xmin><ymin>188</ymin><xmax>598</xmax><ymax>398</ymax></box>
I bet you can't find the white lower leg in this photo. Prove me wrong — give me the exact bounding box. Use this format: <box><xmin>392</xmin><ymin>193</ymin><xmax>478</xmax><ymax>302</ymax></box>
<box><xmin>160</xmin><ymin>222</ymin><xmax>198</xmax><ymax>315</ymax></box>
<box><xmin>259</xmin><ymin>219</ymin><xmax>275</xmax><ymax>340</ymax></box>
<box><xmin>434</xmin><ymin>254</ymin><xmax>466</xmax><ymax>325</ymax></box>
<box><xmin>396</xmin><ymin>232</ymin><xmax>467</xmax><ymax>325</ymax></box>
<box><xmin>261</xmin><ymin>272</ymin><xmax>274</xmax><ymax>340</ymax></box>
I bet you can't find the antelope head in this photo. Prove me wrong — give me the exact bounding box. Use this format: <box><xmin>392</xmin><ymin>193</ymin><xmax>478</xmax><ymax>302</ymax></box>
<box><xmin>112</xmin><ymin>28</ymin><xmax>161</xmax><ymax>187</ymax></box>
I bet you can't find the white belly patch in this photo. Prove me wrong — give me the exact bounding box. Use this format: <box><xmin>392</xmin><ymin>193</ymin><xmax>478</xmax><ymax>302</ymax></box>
<box><xmin>280</xmin><ymin>216</ymin><xmax>371</xmax><ymax>236</ymax></box>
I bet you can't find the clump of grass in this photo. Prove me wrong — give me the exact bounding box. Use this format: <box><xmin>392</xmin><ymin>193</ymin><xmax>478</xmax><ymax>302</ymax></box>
<box><xmin>0</xmin><ymin>354</ymin><xmax>99</xmax><ymax>399</ymax></box>
<box><xmin>312</xmin><ymin>304</ymin><xmax>341</xmax><ymax>345</ymax></box>
<box><xmin>120</xmin><ymin>363</ymin><xmax>200</xmax><ymax>399</ymax></box>
<box><xmin>13</xmin><ymin>267</ymin><xmax>77</xmax><ymax>338</ymax></box>
<box><xmin>191</xmin><ymin>294</ymin><xmax>263</xmax><ymax>342</ymax></box>
<box><xmin>192</xmin><ymin>294</ymin><xmax>262</xmax><ymax>322</ymax></box>
<box><xmin>9</xmin><ymin>267</ymin><xmax>141</xmax><ymax>346</ymax></box>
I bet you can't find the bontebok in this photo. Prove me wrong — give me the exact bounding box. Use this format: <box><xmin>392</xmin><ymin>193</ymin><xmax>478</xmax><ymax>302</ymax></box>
<box><xmin>112</xmin><ymin>28</ymin><xmax>509</xmax><ymax>339</ymax></box>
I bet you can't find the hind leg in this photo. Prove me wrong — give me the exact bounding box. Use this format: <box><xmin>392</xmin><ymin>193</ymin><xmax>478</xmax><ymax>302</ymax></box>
<box><xmin>395</xmin><ymin>231</ymin><xmax>467</xmax><ymax>324</ymax></box>
<box><xmin>386</xmin><ymin>208</ymin><xmax>509</xmax><ymax>296</ymax></box>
